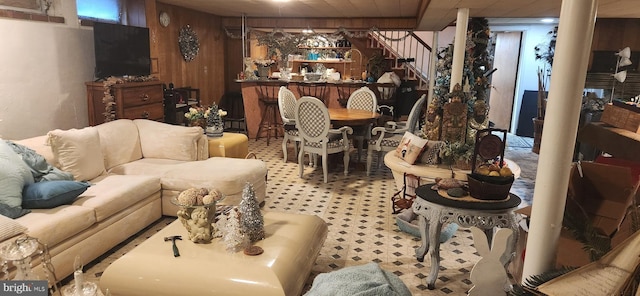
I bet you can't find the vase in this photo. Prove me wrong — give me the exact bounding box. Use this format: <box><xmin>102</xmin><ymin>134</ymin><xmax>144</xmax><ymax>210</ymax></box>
<box><xmin>206</xmin><ymin>125</ymin><xmax>224</xmax><ymax>137</ymax></box>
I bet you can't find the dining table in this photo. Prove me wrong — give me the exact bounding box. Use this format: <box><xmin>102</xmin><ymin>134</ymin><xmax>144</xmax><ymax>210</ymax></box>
<box><xmin>328</xmin><ymin>108</ymin><xmax>381</xmax><ymax>126</ymax></box>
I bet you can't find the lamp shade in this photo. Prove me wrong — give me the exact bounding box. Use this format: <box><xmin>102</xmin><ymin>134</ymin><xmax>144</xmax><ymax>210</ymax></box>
<box><xmin>613</xmin><ymin>70</ymin><xmax>627</xmax><ymax>83</ymax></box>
<box><xmin>617</xmin><ymin>47</ymin><xmax>631</xmax><ymax>59</ymax></box>
<box><xmin>619</xmin><ymin>57</ymin><xmax>633</xmax><ymax>67</ymax></box>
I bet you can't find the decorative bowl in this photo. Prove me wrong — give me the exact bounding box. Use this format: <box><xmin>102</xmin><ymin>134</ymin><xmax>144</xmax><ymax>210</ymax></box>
<box><xmin>305</xmin><ymin>73</ymin><xmax>322</xmax><ymax>81</ymax></box>
<box><xmin>171</xmin><ymin>191</ymin><xmax>225</xmax><ymax>243</ymax></box>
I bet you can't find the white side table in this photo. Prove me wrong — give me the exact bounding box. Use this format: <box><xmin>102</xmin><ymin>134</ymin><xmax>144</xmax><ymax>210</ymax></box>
<box><xmin>412</xmin><ymin>185</ymin><xmax>521</xmax><ymax>289</ymax></box>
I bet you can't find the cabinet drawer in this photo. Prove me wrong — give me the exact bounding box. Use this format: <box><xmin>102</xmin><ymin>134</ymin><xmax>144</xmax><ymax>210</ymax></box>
<box><xmin>122</xmin><ymin>102</ymin><xmax>164</xmax><ymax>121</ymax></box>
<box><xmin>121</xmin><ymin>86</ymin><xmax>163</xmax><ymax>108</ymax></box>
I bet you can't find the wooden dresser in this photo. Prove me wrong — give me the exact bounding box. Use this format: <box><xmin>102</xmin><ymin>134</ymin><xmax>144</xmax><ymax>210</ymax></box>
<box><xmin>86</xmin><ymin>80</ymin><xmax>164</xmax><ymax>126</ymax></box>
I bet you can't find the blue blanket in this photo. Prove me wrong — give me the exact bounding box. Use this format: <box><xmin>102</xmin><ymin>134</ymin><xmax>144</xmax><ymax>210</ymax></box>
<box><xmin>304</xmin><ymin>262</ymin><xmax>412</xmax><ymax>296</ymax></box>
<box><xmin>5</xmin><ymin>140</ymin><xmax>74</xmax><ymax>182</ymax></box>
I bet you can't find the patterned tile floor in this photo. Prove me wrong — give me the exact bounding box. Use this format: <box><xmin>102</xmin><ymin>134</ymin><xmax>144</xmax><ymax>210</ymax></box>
<box><xmin>60</xmin><ymin>135</ymin><xmax>538</xmax><ymax>296</ymax></box>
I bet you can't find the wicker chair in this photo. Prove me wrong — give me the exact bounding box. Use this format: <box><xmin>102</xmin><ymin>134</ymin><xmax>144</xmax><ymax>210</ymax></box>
<box><xmin>346</xmin><ymin>86</ymin><xmax>378</xmax><ymax>162</ymax></box>
<box><xmin>366</xmin><ymin>94</ymin><xmax>426</xmax><ymax>176</ymax></box>
<box><xmin>295</xmin><ymin>96</ymin><xmax>353</xmax><ymax>183</ymax></box>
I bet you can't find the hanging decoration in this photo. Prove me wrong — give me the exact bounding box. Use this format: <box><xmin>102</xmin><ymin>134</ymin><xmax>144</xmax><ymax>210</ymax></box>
<box><xmin>179</xmin><ymin>25</ymin><xmax>200</xmax><ymax>62</ymax></box>
<box><xmin>102</xmin><ymin>76</ymin><xmax>158</xmax><ymax>122</ymax></box>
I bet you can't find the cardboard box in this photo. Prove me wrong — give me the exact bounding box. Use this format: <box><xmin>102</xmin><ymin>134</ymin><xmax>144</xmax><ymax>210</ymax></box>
<box><xmin>510</xmin><ymin>162</ymin><xmax>639</xmax><ymax>278</ymax></box>
<box><xmin>600</xmin><ymin>103</ymin><xmax>640</xmax><ymax>133</ymax></box>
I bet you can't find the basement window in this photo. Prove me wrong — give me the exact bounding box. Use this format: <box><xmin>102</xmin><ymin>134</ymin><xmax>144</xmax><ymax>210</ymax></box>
<box><xmin>76</xmin><ymin>0</ymin><xmax>121</xmax><ymax>23</ymax></box>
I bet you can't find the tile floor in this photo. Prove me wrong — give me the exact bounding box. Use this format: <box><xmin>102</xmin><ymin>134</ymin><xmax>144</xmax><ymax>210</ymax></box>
<box><xmin>60</xmin><ymin>135</ymin><xmax>538</xmax><ymax>296</ymax></box>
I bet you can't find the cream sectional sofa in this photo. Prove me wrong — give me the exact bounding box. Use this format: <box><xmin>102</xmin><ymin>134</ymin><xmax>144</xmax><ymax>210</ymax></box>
<box><xmin>2</xmin><ymin>119</ymin><xmax>267</xmax><ymax>283</ymax></box>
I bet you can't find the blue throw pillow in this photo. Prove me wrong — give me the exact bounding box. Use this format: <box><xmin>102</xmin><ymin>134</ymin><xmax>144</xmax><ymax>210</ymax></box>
<box><xmin>22</xmin><ymin>181</ymin><xmax>90</xmax><ymax>209</ymax></box>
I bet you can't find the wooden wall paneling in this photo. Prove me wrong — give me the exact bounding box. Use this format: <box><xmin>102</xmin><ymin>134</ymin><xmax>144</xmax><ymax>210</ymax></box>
<box><xmin>155</xmin><ymin>3</ymin><xmax>226</xmax><ymax>106</ymax></box>
<box><xmin>225</xmin><ymin>37</ymin><xmax>244</xmax><ymax>93</ymax></box>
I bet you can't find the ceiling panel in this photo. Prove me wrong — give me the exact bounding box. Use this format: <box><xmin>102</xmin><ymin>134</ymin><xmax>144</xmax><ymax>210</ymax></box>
<box><xmin>159</xmin><ymin>0</ymin><xmax>640</xmax><ymax>31</ymax></box>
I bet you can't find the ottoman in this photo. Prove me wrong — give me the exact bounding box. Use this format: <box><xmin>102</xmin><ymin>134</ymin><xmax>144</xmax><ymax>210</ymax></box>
<box><xmin>208</xmin><ymin>132</ymin><xmax>249</xmax><ymax>158</ymax></box>
<box><xmin>100</xmin><ymin>211</ymin><xmax>328</xmax><ymax>296</ymax></box>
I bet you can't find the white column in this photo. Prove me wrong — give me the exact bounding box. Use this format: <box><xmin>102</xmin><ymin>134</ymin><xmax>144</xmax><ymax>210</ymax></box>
<box><xmin>427</xmin><ymin>32</ymin><xmax>439</xmax><ymax>106</ymax></box>
<box><xmin>450</xmin><ymin>8</ymin><xmax>469</xmax><ymax>92</ymax></box>
<box><xmin>521</xmin><ymin>0</ymin><xmax>597</xmax><ymax>282</ymax></box>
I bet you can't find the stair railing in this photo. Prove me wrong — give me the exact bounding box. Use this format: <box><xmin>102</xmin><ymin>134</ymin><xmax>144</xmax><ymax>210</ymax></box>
<box><xmin>369</xmin><ymin>30</ymin><xmax>432</xmax><ymax>89</ymax></box>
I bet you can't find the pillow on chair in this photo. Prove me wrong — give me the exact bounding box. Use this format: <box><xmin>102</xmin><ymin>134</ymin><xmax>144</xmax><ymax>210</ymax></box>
<box><xmin>394</xmin><ymin>132</ymin><xmax>428</xmax><ymax>165</ymax></box>
<box><xmin>418</xmin><ymin>141</ymin><xmax>446</xmax><ymax>165</ymax></box>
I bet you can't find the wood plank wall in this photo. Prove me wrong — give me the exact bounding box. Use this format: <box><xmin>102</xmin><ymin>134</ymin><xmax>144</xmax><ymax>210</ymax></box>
<box><xmin>590</xmin><ymin>18</ymin><xmax>640</xmax><ymax>72</ymax></box>
<box><xmin>152</xmin><ymin>3</ymin><xmax>226</xmax><ymax>106</ymax></box>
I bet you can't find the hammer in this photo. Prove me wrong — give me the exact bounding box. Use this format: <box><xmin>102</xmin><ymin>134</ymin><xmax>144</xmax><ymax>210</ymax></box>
<box><xmin>164</xmin><ymin>235</ymin><xmax>182</xmax><ymax>257</ymax></box>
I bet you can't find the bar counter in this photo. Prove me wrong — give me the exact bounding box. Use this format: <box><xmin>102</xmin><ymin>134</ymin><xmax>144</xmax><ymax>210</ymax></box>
<box><xmin>238</xmin><ymin>79</ymin><xmax>373</xmax><ymax>139</ymax></box>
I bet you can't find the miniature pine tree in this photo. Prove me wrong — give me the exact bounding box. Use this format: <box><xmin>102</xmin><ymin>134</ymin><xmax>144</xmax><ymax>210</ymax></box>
<box><xmin>222</xmin><ymin>207</ymin><xmax>246</xmax><ymax>252</ymax></box>
<box><xmin>239</xmin><ymin>182</ymin><xmax>265</xmax><ymax>242</ymax></box>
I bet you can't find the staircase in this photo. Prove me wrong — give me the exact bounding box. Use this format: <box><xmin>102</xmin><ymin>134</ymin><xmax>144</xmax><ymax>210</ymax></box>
<box><xmin>358</xmin><ymin>30</ymin><xmax>433</xmax><ymax>90</ymax></box>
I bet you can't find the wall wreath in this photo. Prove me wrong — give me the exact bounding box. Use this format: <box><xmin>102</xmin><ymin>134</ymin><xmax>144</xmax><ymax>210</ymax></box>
<box><xmin>179</xmin><ymin>25</ymin><xmax>199</xmax><ymax>62</ymax></box>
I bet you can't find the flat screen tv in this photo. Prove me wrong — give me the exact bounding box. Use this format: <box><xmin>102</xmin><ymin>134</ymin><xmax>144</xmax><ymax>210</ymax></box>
<box><xmin>93</xmin><ymin>22</ymin><xmax>151</xmax><ymax>79</ymax></box>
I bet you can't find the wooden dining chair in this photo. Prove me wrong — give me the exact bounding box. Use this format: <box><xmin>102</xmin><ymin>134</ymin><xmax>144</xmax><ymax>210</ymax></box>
<box><xmin>256</xmin><ymin>81</ymin><xmax>287</xmax><ymax>145</ymax></box>
<box><xmin>295</xmin><ymin>96</ymin><xmax>353</xmax><ymax>183</ymax></box>
<box><xmin>346</xmin><ymin>86</ymin><xmax>378</xmax><ymax>162</ymax></box>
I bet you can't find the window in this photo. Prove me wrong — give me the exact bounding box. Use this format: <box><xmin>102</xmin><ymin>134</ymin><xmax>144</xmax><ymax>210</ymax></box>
<box><xmin>76</xmin><ymin>0</ymin><xmax>121</xmax><ymax>22</ymax></box>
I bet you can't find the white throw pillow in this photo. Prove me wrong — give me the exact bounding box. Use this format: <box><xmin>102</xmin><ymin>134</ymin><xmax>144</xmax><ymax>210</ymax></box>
<box><xmin>134</xmin><ymin>119</ymin><xmax>203</xmax><ymax>161</ymax></box>
<box><xmin>0</xmin><ymin>214</ymin><xmax>27</xmax><ymax>240</ymax></box>
<box><xmin>0</xmin><ymin>140</ymin><xmax>34</xmax><ymax>208</ymax></box>
<box><xmin>47</xmin><ymin>127</ymin><xmax>106</xmax><ymax>181</ymax></box>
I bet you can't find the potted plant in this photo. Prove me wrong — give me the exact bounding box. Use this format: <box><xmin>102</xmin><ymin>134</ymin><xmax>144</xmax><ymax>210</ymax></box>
<box><xmin>439</xmin><ymin>141</ymin><xmax>475</xmax><ymax>170</ymax></box>
<box><xmin>532</xmin><ymin>26</ymin><xmax>557</xmax><ymax>154</ymax></box>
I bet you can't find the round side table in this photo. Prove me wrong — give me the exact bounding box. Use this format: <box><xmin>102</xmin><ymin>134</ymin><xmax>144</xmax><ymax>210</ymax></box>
<box><xmin>412</xmin><ymin>184</ymin><xmax>521</xmax><ymax>289</ymax></box>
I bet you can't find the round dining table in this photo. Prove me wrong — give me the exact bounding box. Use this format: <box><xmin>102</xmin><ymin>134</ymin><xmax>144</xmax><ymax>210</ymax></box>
<box><xmin>328</xmin><ymin>108</ymin><xmax>380</xmax><ymax>126</ymax></box>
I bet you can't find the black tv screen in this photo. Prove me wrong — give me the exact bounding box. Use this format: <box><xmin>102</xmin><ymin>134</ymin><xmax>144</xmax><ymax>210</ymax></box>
<box><xmin>93</xmin><ymin>22</ymin><xmax>151</xmax><ymax>79</ymax></box>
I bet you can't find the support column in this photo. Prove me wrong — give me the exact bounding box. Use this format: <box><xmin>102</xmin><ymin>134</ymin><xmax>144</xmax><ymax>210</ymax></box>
<box><xmin>521</xmin><ymin>0</ymin><xmax>597</xmax><ymax>282</ymax></box>
<box><xmin>427</xmin><ymin>32</ymin><xmax>439</xmax><ymax>106</ymax></box>
<box><xmin>450</xmin><ymin>8</ymin><xmax>469</xmax><ymax>92</ymax></box>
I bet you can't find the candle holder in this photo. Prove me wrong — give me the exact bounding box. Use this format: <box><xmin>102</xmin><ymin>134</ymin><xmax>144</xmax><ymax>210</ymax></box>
<box><xmin>0</xmin><ymin>236</ymin><xmax>40</xmax><ymax>280</ymax></box>
<box><xmin>61</xmin><ymin>256</ymin><xmax>97</xmax><ymax>296</ymax></box>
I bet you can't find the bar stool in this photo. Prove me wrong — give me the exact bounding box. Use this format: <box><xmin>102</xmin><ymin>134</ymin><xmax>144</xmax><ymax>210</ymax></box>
<box><xmin>256</xmin><ymin>81</ymin><xmax>286</xmax><ymax>145</ymax></box>
<box><xmin>219</xmin><ymin>92</ymin><xmax>247</xmax><ymax>135</ymax></box>
<box><xmin>297</xmin><ymin>82</ymin><xmax>328</xmax><ymax>105</ymax></box>
<box><xmin>335</xmin><ymin>82</ymin><xmax>366</xmax><ymax>107</ymax></box>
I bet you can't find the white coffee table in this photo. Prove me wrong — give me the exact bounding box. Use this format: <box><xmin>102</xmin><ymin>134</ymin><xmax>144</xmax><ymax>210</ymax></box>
<box><xmin>100</xmin><ymin>211</ymin><xmax>328</xmax><ymax>296</ymax></box>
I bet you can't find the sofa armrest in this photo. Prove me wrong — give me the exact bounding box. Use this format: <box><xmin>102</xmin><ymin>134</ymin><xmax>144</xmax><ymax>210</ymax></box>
<box><xmin>196</xmin><ymin>135</ymin><xmax>208</xmax><ymax>160</ymax></box>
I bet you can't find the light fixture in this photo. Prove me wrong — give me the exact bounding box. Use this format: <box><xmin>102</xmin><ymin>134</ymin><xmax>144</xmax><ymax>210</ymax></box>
<box><xmin>540</xmin><ymin>18</ymin><xmax>555</xmax><ymax>23</ymax></box>
<box><xmin>302</xmin><ymin>27</ymin><xmax>314</xmax><ymax>34</ymax></box>
<box><xmin>611</xmin><ymin>47</ymin><xmax>632</xmax><ymax>102</ymax></box>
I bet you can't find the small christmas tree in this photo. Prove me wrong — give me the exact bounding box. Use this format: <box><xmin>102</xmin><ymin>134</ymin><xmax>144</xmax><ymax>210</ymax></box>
<box><xmin>222</xmin><ymin>207</ymin><xmax>247</xmax><ymax>252</ymax></box>
<box><xmin>239</xmin><ymin>182</ymin><xmax>265</xmax><ymax>242</ymax></box>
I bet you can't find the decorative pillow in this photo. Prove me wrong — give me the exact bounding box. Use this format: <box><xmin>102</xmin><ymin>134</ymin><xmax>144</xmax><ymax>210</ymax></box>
<box><xmin>0</xmin><ymin>214</ymin><xmax>27</xmax><ymax>240</ymax></box>
<box><xmin>394</xmin><ymin>132</ymin><xmax>428</xmax><ymax>165</ymax></box>
<box><xmin>134</xmin><ymin>119</ymin><xmax>203</xmax><ymax>161</ymax></box>
<box><xmin>47</xmin><ymin>127</ymin><xmax>106</xmax><ymax>181</ymax></box>
<box><xmin>0</xmin><ymin>140</ymin><xmax>35</xmax><ymax>208</ymax></box>
<box><xmin>418</xmin><ymin>140</ymin><xmax>446</xmax><ymax>165</ymax></box>
<box><xmin>22</xmin><ymin>181</ymin><xmax>90</xmax><ymax>209</ymax></box>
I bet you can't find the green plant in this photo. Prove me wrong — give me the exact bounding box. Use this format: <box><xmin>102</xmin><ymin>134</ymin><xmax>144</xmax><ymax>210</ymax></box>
<box><xmin>439</xmin><ymin>141</ymin><xmax>474</xmax><ymax>165</ymax></box>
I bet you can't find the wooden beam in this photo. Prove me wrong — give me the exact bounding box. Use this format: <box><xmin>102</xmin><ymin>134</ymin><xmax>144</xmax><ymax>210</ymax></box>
<box><xmin>221</xmin><ymin>17</ymin><xmax>417</xmax><ymax>30</ymax></box>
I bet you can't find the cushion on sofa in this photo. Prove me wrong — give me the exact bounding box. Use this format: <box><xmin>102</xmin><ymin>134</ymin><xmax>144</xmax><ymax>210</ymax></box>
<box><xmin>0</xmin><ymin>214</ymin><xmax>27</xmax><ymax>241</ymax></box>
<box><xmin>0</xmin><ymin>140</ymin><xmax>35</xmax><ymax>211</ymax></box>
<box><xmin>95</xmin><ymin>119</ymin><xmax>143</xmax><ymax>171</ymax></box>
<box><xmin>73</xmin><ymin>174</ymin><xmax>161</xmax><ymax>222</ymax></box>
<box><xmin>22</xmin><ymin>181</ymin><xmax>90</xmax><ymax>209</ymax></box>
<box><xmin>134</xmin><ymin>119</ymin><xmax>203</xmax><ymax>161</ymax></box>
<box><xmin>47</xmin><ymin>127</ymin><xmax>106</xmax><ymax>181</ymax></box>
<box><xmin>17</xmin><ymin>205</ymin><xmax>96</xmax><ymax>247</ymax></box>
<box><xmin>14</xmin><ymin>135</ymin><xmax>56</xmax><ymax>166</ymax></box>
